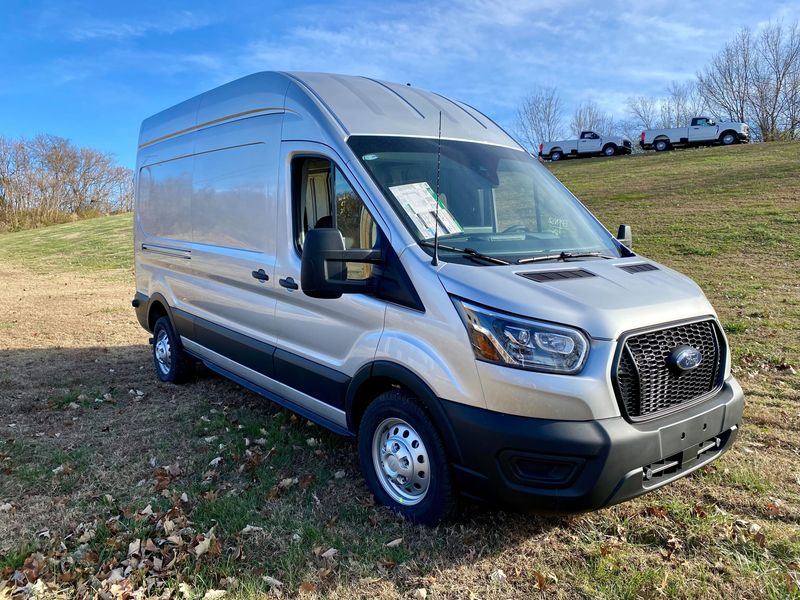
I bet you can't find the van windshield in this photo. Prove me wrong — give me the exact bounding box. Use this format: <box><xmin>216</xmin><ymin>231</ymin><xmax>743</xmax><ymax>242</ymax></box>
<box><xmin>347</xmin><ymin>136</ymin><xmax>623</xmax><ymax>265</ymax></box>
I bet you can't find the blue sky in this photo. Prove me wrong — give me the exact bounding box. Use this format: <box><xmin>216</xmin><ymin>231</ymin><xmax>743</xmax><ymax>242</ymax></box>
<box><xmin>2</xmin><ymin>0</ymin><xmax>797</xmax><ymax>167</ymax></box>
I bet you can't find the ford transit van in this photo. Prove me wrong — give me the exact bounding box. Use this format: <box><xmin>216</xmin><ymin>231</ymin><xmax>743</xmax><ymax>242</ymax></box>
<box><xmin>132</xmin><ymin>72</ymin><xmax>743</xmax><ymax>524</ymax></box>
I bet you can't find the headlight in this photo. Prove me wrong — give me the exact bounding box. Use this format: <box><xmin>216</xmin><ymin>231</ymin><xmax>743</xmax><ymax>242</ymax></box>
<box><xmin>453</xmin><ymin>299</ymin><xmax>589</xmax><ymax>374</ymax></box>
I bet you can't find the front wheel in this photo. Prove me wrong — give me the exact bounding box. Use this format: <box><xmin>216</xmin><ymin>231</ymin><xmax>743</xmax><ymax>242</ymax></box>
<box><xmin>603</xmin><ymin>144</ymin><xmax>617</xmax><ymax>157</ymax></box>
<box><xmin>358</xmin><ymin>390</ymin><xmax>454</xmax><ymax>525</ymax></box>
<box><xmin>720</xmin><ymin>132</ymin><xmax>737</xmax><ymax>145</ymax></box>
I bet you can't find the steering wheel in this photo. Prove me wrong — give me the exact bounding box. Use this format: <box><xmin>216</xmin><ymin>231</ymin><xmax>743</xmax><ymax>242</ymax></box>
<box><xmin>501</xmin><ymin>224</ymin><xmax>530</xmax><ymax>234</ymax></box>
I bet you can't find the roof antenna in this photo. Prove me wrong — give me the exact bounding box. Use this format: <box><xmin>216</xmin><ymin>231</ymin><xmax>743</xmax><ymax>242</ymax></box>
<box><xmin>431</xmin><ymin>110</ymin><xmax>442</xmax><ymax>267</ymax></box>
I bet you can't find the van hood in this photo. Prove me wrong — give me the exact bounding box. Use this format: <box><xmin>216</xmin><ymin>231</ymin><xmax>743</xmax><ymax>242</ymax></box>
<box><xmin>437</xmin><ymin>258</ymin><xmax>717</xmax><ymax>340</ymax></box>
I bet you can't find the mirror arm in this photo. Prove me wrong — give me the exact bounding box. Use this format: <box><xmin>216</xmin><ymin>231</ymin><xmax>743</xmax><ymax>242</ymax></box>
<box><xmin>323</xmin><ymin>249</ymin><xmax>383</xmax><ymax>265</ymax></box>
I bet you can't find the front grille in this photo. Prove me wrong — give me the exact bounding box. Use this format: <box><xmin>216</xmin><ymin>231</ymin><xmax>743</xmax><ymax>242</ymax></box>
<box><xmin>614</xmin><ymin>319</ymin><xmax>723</xmax><ymax>420</ymax></box>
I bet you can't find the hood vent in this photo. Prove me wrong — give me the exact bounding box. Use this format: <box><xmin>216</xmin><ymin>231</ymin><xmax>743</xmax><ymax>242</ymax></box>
<box><xmin>618</xmin><ymin>263</ymin><xmax>659</xmax><ymax>274</ymax></box>
<box><xmin>519</xmin><ymin>269</ymin><xmax>596</xmax><ymax>283</ymax></box>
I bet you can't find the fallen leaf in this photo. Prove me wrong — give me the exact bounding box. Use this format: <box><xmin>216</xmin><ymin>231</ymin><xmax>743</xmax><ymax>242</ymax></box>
<box><xmin>240</xmin><ymin>525</ymin><xmax>264</xmax><ymax>535</ymax></box>
<box><xmin>299</xmin><ymin>474</ymin><xmax>316</xmax><ymax>489</ymax></box>
<box><xmin>106</xmin><ymin>567</ymin><xmax>125</xmax><ymax>584</ymax></box>
<box><xmin>334</xmin><ymin>470</ymin><xmax>346</xmax><ymax>479</ymax></box>
<box><xmin>179</xmin><ymin>582</ymin><xmax>194</xmax><ymax>598</ymax></box>
<box><xmin>385</xmin><ymin>537</ymin><xmax>403</xmax><ymax>548</ymax></box>
<box><xmin>262</xmin><ymin>575</ymin><xmax>283</xmax><ymax>588</ymax></box>
<box><xmin>209</xmin><ymin>456</ymin><xmax>223</xmax><ymax>467</ymax></box>
<box><xmin>194</xmin><ymin>536</ymin><xmax>212</xmax><ymax>557</ymax></box>
<box><xmin>77</xmin><ymin>529</ymin><xmax>96</xmax><ymax>543</ymax></box>
<box><xmin>298</xmin><ymin>581</ymin><xmax>316</xmax><ymax>595</ymax></box>
<box><xmin>414</xmin><ymin>589</ymin><xmax>428</xmax><ymax>599</ymax></box>
<box><xmin>490</xmin><ymin>568</ymin><xmax>507</xmax><ymax>583</ymax></box>
<box><xmin>140</xmin><ymin>504</ymin><xmax>154</xmax><ymax>516</ymax></box>
<box><xmin>202</xmin><ymin>591</ymin><xmax>227</xmax><ymax>600</ymax></box>
<box><xmin>533</xmin><ymin>570</ymin><xmax>547</xmax><ymax>591</ymax></box>
<box><xmin>321</xmin><ymin>547</ymin><xmax>338</xmax><ymax>559</ymax></box>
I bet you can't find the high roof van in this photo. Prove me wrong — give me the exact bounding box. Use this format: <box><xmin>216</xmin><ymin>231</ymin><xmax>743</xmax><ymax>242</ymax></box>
<box><xmin>132</xmin><ymin>72</ymin><xmax>743</xmax><ymax>524</ymax></box>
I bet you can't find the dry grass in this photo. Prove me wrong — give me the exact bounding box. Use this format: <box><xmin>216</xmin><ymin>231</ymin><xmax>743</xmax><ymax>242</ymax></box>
<box><xmin>1</xmin><ymin>142</ymin><xmax>799</xmax><ymax>599</ymax></box>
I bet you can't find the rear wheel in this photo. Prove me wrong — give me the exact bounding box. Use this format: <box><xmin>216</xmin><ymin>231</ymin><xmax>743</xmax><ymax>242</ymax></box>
<box><xmin>358</xmin><ymin>389</ymin><xmax>454</xmax><ymax>525</ymax></box>
<box><xmin>720</xmin><ymin>131</ymin><xmax>737</xmax><ymax>145</ymax></box>
<box><xmin>603</xmin><ymin>144</ymin><xmax>617</xmax><ymax>157</ymax></box>
<box><xmin>152</xmin><ymin>316</ymin><xmax>194</xmax><ymax>384</ymax></box>
<box><xmin>654</xmin><ymin>139</ymin><xmax>670</xmax><ymax>152</ymax></box>
<box><xmin>550</xmin><ymin>150</ymin><xmax>562</xmax><ymax>161</ymax></box>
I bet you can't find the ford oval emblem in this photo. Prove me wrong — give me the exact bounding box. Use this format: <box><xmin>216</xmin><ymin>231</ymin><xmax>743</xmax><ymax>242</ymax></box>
<box><xmin>667</xmin><ymin>345</ymin><xmax>703</xmax><ymax>374</ymax></box>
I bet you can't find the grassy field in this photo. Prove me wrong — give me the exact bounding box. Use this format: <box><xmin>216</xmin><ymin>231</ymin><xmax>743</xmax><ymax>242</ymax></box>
<box><xmin>0</xmin><ymin>141</ymin><xmax>798</xmax><ymax>599</ymax></box>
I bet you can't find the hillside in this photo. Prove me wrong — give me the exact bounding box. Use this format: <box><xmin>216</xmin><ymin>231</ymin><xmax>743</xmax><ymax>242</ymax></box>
<box><xmin>0</xmin><ymin>212</ymin><xmax>133</xmax><ymax>272</ymax></box>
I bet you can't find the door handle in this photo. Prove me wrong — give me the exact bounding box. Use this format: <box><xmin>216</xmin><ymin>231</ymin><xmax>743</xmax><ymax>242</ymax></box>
<box><xmin>279</xmin><ymin>276</ymin><xmax>298</xmax><ymax>290</ymax></box>
<box><xmin>251</xmin><ymin>269</ymin><xmax>269</xmax><ymax>282</ymax></box>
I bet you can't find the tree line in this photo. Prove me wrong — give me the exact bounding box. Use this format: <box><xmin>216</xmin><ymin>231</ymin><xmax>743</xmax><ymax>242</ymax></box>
<box><xmin>516</xmin><ymin>21</ymin><xmax>800</xmax><ymax>149</ymax></box>
<box><xmin>0</xmin><ymin>134</ymin><xmax>133</xmax><ymax>232</ymax></box>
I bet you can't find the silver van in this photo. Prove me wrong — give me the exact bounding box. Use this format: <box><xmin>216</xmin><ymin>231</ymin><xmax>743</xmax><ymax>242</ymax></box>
<box><xmin>132</xmin><ymin>72</ymin><xmax>743</xmax><ymax>524</ymax></box>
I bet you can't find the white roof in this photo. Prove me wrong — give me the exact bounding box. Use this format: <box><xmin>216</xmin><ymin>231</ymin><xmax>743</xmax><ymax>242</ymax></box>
<box><xmin>138</xmin><ymin>71</ymin><xmax>520</xmax><ymax>150</ymax></box>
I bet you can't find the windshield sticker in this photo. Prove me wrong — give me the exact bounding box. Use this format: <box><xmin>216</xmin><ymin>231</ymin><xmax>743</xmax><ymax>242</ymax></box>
<box><xmin>389</xmin><ymin>182</ymin><xmax>463</xmax><ymax>239</ymax></box>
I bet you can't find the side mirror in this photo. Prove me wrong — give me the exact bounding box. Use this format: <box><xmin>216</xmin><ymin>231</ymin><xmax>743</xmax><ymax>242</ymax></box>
<box><xmin>300</xmin><ymin>228</ymin><xmax>382</xmax><ymax>299</ymax></box>
<box><xmin>617</xmin><ymin>224</ymin><xmax>633</xmax><ymax>248</ymax></box>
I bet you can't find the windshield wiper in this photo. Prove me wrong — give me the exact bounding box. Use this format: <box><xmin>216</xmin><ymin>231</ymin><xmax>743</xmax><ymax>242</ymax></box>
<box><xmin>517</xmin><ymin>251</ymin><xmax>616</xmax><ymax>265</ymax></box>
<box><xmin>419</xmin><ymin>241</ymin><xmax>510</xmax><ymax>265</ymax></box>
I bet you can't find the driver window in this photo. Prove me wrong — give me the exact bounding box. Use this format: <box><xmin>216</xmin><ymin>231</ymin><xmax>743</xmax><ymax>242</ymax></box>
<box><xmin>292</xmin><ymin>156</ymin><xmax>378</xmax><ymax>279</ymax></box>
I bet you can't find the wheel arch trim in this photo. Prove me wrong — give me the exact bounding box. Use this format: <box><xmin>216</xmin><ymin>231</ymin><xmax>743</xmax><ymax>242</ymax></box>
<box><xmin>345</xmin><ymin>360</ymin><xmax>465</xmax><ymax>464</ymax></box>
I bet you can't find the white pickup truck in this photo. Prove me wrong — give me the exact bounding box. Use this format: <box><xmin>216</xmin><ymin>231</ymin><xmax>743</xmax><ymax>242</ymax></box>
<box><xmin>640</xmin><ymin>117</ymin><xmax>749</xmax><ymax>152</ymax></box>
<box><xmin>539</xmin><ymin>131</ymin><xmax>632</xmax><ymax>161</ymax></box>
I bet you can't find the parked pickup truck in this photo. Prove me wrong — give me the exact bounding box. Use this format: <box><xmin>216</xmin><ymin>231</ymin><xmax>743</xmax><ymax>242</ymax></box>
<box><xmin>539</xmin><ymin>131</ymin><xmax>632</xmax><ymax>161</ymax></box>
<box><xmin>640</xmin><ymin>117</ymin><xmax>749</xmax><ymax>152</ymax></box>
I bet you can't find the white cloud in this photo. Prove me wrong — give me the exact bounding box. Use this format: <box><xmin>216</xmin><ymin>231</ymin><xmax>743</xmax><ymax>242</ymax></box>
<box><xmin>66</xmin><ymin>10</ymin><xmax>215</xmax><ymax>41</ymax></box>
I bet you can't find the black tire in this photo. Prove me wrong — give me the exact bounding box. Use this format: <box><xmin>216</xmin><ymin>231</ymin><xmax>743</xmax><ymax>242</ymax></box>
<box><xmin>550</xmin><ymin>150</ymin><xmax>562</xmax><ymax>161</ymax></box>
<box><xmin>152</xmin><ymin>316</ymin><xmax>194</xmax><ymax>384</ymax></box>
<box><xmin>358</xmin><ymin>389</ymin><xmax>455</xmax><ymax>525</ymax></box>
<box><xmin>602</xmin><ymin>144</ymin><xmax>617</xmax><ymax>157</ymax></box>
<box><xmin>720</xmin><ymin>131</ymin><xmax>737</xmax><ymax>145</ymax></box>
<box><xmin>654</xmin><ymin>139</ymin><xmax>670</xmax><ymax>152</ymax></box>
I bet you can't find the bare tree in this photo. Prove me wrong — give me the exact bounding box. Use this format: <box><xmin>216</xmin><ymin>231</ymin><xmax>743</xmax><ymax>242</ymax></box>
<box><xmin>749</xmin><ymin>21</ymin><xmax>800</xmax><ymax>140</ymax></box>
<box><xmin>0</xmin><ymin>134</ymin><xmax>133</xmax><ymax>231</ymax></box>
<box><xmin>515</xmin><ymin>86</ymin><xmax>565</xmax><ymax>149</ymax></box>
<box><xmin>697</xmin><ymin>28</ymin><xmax>753</xmax><ymax>123</ymax></box>
<box><xmin>569</xmin><ymin>101</ymin><xmax>616</xmax><ymax>136</ymax></box>
<box><xmin>626</xmin><ymin>95</ymin><xmax>659</xmax><ymax>129</ymax></box>
<box><xmin>660</xmin><ymin>81</ymin><xmax>707</xmax><ymax>127</ymax></box>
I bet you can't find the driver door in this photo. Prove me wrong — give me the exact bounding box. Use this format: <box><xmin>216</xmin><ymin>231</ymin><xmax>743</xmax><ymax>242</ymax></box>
<box><xmin>272</xmin><ymin>142</ymin><xmax>388</xmax><ymax>418</ymax></box>
<box><xmin>578</xmin><ymin>132</ymin><xmax>602</xmax><ymax>154</ymax></box>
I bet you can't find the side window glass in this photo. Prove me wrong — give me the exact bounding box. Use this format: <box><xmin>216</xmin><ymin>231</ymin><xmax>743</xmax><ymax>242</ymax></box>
<box><xmin>292</xmin><ymin>157</ymin><xmax>378</xmax><ymax>280</ymax></box>
<box><xmin>334</xmin><ymin>166</ymin><xmax>377</xmax><ymax>251</ymax></box>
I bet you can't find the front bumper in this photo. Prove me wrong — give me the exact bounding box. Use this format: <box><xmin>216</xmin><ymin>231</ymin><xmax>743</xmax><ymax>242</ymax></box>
<box><xmin>738</xmin><ymin>132</ymin><xmax>750</xmax><ymax>143</ymax></box>
<box><xmin>442</xmin><ymin>377</ymin><xmax>743</xmax><ymax>513</ymax></box>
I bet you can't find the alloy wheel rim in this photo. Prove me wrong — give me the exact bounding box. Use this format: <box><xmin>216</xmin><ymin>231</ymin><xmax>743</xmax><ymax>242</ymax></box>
<box><xmin>154</xmin><ymin>329</ymin><xmax>172</xmax><ymax>375</ymax></box>
<box><xmin>372</xmin><ymin>417</ymin><xmax>430</xmax><ymax>505</ymax></box>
